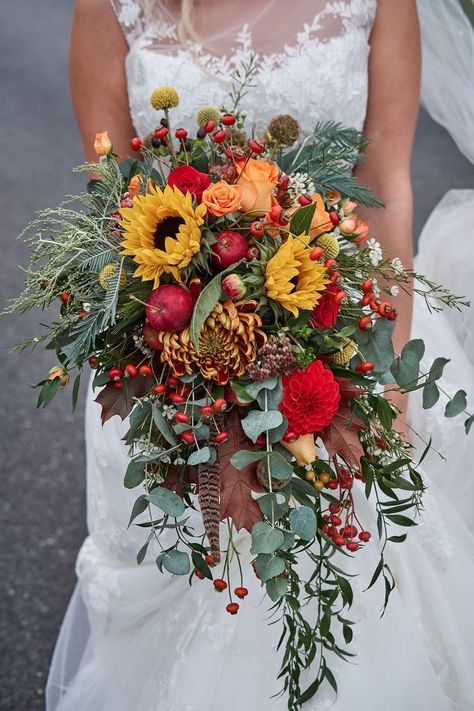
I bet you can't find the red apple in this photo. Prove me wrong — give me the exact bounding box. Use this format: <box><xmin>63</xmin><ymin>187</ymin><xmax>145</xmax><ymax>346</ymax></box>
<box><xmin>211</xmin><ymin>231</ymin><xmax>248</xmax><ymax>270</ymax></box>
<box><xmin>145</xmin><ymin>285</ymin><xmax>194</xmax><ymax>332</ymax></box>
<box><xmin>142</xmin><ymin>322</ymin><xmax>163</xmax><ymax>350</ymax></box>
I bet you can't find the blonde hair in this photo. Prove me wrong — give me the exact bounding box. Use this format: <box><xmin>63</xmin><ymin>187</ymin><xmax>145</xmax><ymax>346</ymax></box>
<box><xmin>140</xmin><ymin>0</ymin><xmax>199</xmax><ymax>43</ymax></box>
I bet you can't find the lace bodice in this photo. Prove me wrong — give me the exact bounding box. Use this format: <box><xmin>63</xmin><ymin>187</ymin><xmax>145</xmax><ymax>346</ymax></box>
<box><xmin>109</xmin><ymin>0</ymin><xmax>377</xmax><ymax>138</ymax></box>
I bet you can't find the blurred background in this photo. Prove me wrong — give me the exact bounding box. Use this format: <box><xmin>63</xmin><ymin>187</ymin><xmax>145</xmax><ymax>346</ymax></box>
<box><xmin>0</xmin><ymin>1</ymin><xmax>473</xmax><ymax>709</ymax></box>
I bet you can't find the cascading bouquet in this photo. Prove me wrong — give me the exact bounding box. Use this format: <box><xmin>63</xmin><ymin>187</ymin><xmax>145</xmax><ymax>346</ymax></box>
<box><xmin>8</xmin><ymin>70</ymin><xmax>472</xmax><ymax>708</ymax></box>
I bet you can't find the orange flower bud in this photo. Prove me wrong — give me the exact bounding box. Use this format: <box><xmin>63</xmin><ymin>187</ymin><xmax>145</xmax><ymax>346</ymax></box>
<box><xmin>94</xmin><ymin>131</ymin><xmax>112</xmax><ymax>156</ymax></box>
<box><xmin>280</xmin><ymin>433</ymin><xmax>317</xmax><ymax>467</ymax></box>
<box><xmin>48</xmin><ymin>366</ymin><xmax>69</xmax><ymax>387</ymax></box>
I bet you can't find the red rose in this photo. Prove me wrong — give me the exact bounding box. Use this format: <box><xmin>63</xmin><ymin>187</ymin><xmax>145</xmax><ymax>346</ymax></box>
<box><xmin>167</xmin><ymin>165</ymin><xmax>211</xmax><ymax>201</ymax></box>
<box><xmin>309</xmin><ymin>284</ymin><xmax>340</xmax><ymax>329</ymax></box>
<box><xmin>279</xmin><ymin>360</ymin><xmax>340</xmax><ymax>435</ymax></box>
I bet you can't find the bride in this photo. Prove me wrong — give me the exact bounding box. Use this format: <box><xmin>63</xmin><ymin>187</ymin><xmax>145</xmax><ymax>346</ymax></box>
<box><xmin>46</xmin><ymin>1</ymin><xmax>474</xmax><ymax>709</ymax></box>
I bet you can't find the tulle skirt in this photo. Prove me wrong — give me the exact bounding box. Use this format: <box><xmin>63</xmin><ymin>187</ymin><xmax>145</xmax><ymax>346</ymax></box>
<box><xmin>46</xmin><ymin>191</ymin><xmax>474</xmax><ymax>711</ymax></box>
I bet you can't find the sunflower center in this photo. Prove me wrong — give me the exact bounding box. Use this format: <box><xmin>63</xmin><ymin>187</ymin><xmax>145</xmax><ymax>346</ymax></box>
<box><xmin>154</xmin><ymin>215</ymin><xmax>185</xmax><ymax>250</ymax></box>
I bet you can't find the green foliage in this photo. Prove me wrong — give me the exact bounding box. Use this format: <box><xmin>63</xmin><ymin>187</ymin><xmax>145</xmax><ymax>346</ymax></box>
<box><xmin>289</xmin><ymin>202</ymin><xmax>316</xmax><ymax>235</ymax></box>
<box><xmin>250</xmin><ymin>522</ymin><xmax>285</xmax><ymax>554</ymax></box>
<box><xmin>240</xmin><ymin>409</ymin><xmax>283</xmax><ymax>442</ymax></box>
<box><xmin>445</xmin><ymin>389</ymin><xmax>467</xmax><ymax>418</ymax></box>
<box><xmin>390</xmin><ymin>339</ymin><xmax>425</xmax><ymax>390</ymax></box>
<box><xmin>146</xmin><ymin>487</ymin><xmax>186</xmax><ymax>517</ymax></box>
<box><xmin>354</xmin><ymin>318</ymin><xmax>395</xmax><ymax>378</ymax></box>
<box><xmin>422</xmin><ymin>357</ymin><xmax>450</xmax><ymax>409</ymax></box>
<box><xmin>288</xmin><ymin>506</ymin><xmax>317</xmax><ymax>541</ymax></box>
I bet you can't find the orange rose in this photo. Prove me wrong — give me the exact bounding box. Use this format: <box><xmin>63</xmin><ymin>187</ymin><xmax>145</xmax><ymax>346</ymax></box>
<box><xmin>339</xmin><ymin>215</ymin><xmax>369</xmax><ymax>244</ymax></box>
<box><xmin>342</xmin><ymin>198</ymin><xmax>358</xmax><ymax>215</ymax></box>
<box><xmin>202</xmin><ymin>181</ymin><xmax>242</xmax><ymax>216</ymax></box>
<box><xmin>128</xmin><ymin>175</ymin><xmax>141</xmax><ymax>197</ymax></box>
<box><xmin>287</xmin><ymin>193</ymin><xmax>331</xmax><ymax>239</ymax></box>
<box><xmin>280</xmin><ymin>433</ymin><xmax>317</xmax><ymax>467</ymax></box>
<box><xmin>353</xmin><ymin>217</ymin><xmax>369</xmax><ymax>244</ymax></box>
<box><xmin>94</xmin><ymin>131</ymin><xmax>112</xmax><ymax>156</ymax></box>
<box><xmin>235</xmin><ymin>158</ymin><xmax>280</xmax><ymax>215</ymax></box>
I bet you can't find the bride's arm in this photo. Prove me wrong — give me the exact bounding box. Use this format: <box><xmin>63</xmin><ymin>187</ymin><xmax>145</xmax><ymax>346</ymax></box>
<box><xmin>355</xmin><ymin>0</ymin><xmax>421</xmax><ymax>358</ymax></box>
<box><xmin>70</xmin><ymin>0</ymin><xmax>136</xmax><ymax>161</ymax></box>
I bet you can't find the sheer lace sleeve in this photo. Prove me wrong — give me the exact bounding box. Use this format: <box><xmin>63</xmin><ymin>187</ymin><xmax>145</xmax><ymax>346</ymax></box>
<box><xmin>109</xmin><ymin>0</ymin><xmax>145</xmax><ymax>46</ymax></box>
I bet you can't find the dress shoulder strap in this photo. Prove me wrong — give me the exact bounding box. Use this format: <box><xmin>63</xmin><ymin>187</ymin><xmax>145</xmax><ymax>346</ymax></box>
<box><xmin>109</xmin><ymin>0</ymin><xmax>146</xmax><ymax>45</ymax></box>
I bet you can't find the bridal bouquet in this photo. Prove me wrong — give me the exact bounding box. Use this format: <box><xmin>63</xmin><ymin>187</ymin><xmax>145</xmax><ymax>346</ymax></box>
<box><xmin>9</xmin><ymin>73</ymin><xmax>471</xmax><ymax>708</ymax></box>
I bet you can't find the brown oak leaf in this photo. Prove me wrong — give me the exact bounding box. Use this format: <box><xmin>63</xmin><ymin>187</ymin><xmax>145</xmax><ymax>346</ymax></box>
<box><xmin>95</xmin><ymin>376</ymin><xmax>154</xmax><ymax>423</ymax></box>
<box><xmin>336</xmin><ymin>376</ymin><xmax>366</xmax><ymax>405</ymax></box>
<box><xmin>320</xmin><ymin>378</ymin><xmax>367</xmax><ymax>469</ymax></box>
<box><xmin>161</xmin><ymin>465</ymin><xmax>198</xmax><ymax>497</ymax></box>
<box><xmin>219</xmin><ymin>409</ymin><xmax>266</xmax><ymax>533</ymax></box>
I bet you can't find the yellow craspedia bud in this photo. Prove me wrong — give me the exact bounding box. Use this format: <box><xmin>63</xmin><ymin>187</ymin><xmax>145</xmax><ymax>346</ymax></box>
<box><xmin>331</xmin><ymin>338</ymin><xmax>357</xmax><ymax>367</ymax></box>
<box><xmin>150</xmin><ymin>86</ymin><xmax>179</xmax><ymax>111</ymax></box>
<box><xmin>195</xmin><ymin>105</ymin><xmax>221</xmax><ymax>127</ymax></box>
<box><xmin>313</xmin><ymin>479</ymin><xmax>325</xmax><ymax>492</ymax></box>
<box><xmin>99</xmin><ymin>264</ymin><xmax>127</xmax><ymax>291</ymax></box>
<box><xmin>316</xmin><ymin>233</ymin><xmax>340</xmax><ymax>259</ymax></box>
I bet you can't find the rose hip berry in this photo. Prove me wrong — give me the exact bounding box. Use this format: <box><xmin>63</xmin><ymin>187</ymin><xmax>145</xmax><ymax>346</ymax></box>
<box><xmin>213</xmin><ymin>579</ymin><xmax>227</xmax><ymax>592</ymax></box>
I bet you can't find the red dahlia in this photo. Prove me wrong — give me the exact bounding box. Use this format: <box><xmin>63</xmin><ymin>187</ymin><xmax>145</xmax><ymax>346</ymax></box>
<box><xmin>279</xmin><ymin>360</ymin><xmax>340</xmax><ymax>435</ymax></box>
<box><xmin>309</xmin><ymin>283</ymin><xmax>340</xmax><ymax>329</ymax></box>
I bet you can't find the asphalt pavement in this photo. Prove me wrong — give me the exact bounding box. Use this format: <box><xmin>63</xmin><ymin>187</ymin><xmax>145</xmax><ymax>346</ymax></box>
<box><xmin>0</xmin><ymin>2</ymin><xmax>473</xmax><ymax>710</ymax></box>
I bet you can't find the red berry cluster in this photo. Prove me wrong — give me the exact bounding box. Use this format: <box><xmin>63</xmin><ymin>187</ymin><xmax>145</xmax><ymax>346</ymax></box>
<box><xmin>321</xmin><ymin>465</ymin><xmax>371</xmax><ymax>552</ymax></box>
<box><xmin>107</xmin><ymin>362</ymin><xmax>154</xmax><ymax>390</ymax></box>
<box><xmin>194</xmin><ymin>553</ymin><xmax>249</xmax><ymax>615</ymax></box>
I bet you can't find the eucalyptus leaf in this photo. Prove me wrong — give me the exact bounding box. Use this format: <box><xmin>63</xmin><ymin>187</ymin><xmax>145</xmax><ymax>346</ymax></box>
<box><xmin>124</xmin><ymin>459</ymin><xmax>145</xmax><ymax>489</ymax></box>
<box><xmin>146</xmin><ymin>487</ymin><xmax>186</xmax><ymax>517</ymax></box>
<box><xmin>390</xmin><ymin>340</ymin><xmax>424</xmax><ymax>389</ymax></box>
<box><xmin>152</xmin><ymin>405</ymin><xmax>177</xmax><ymax>445</ymax></box>
<box><xmin>268</xmin><ymin>451</ymin><xmax>294</xmax><ymax>480</ymax></box>
<box><xmin>241</xmin><ymin>409</ymin><xmax>283</xmax><ymax>442</ymax></box>
<box><xmin>289</xmin><ymin>506</ymin><xmax>317</xmax><ymax>540</ymax></box>
<box><xmin>250</xmin><ymin>522</ymin><xmax>285</xmax><ymax>554</ymax></box>
<box><xmin>422</xmin><ymin>380</ymin><xmax>440</xmax><ymax>409</ymax></box>
<box><xmin>187</xmin><ymin>446</ymin><xmax>211</xmax><ymax>465</ymax></box>
<box><xmin>257</xmin><ymin>492</ymin><xmax>289</xmax><ymax>521</ymax></box>
<box><xmin>267</xmin><ymin>417</ymin><xmax>289</xmax><ymax>445</ymax></box>
<box><xmin>245</xmin><ymin>377</ymin><xmax>278</xmax><ymax>398</ymax></box>
<box><xmin>355</xmin><ymin>318</ymin><xmax>395</xmax><ymax>376</ymax></box>
<box><xmin>127</xmin><ymin>494</ymin><xmax>149</xmax><ymax>527</ymax></box>
<box><xmin>465</xmin><ymin>415</ymin><xmax>474</xmax><ymax>434</ymax></box>
<box><xmin>279</xmin><ymin>529</ymin><xmax>296</xmax><ymax>550</ymax></box>
<box><xmin>422</xmin><ymin>356</ymin><xmax>450</xmax><ymax>409</ymax></box>
<box><xmin>256</xmin><ymin>378</ymin><xmax>283</xmax><ymax>411</ymax></box>
<box><xmin>266</xmin><ymin>576</ymin><xmax>289</xmax><ymax>601</ymax></box>
<box><xmin>162</xmin><ymin>549</ymin><xmax>190</xmax><ymax>575</ymax></box>
<box><xmin>254</xmin><ymin>553</ymin><xmax>286</xmax><ymax>582</ymax></box>
<box><xmin>444</xmin><ymin>389</ymin><xmax>467</xmax><ymax>418</ymax></box>
<box><xmin>230</xmin><ymin>450</ymin><xmax>268</xmax><ymax>469</ymax></box>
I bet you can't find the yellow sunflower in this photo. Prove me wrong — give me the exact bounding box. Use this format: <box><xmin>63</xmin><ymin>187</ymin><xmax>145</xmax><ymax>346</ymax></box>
<box><xmin>119</xmin><ymin>185</ymin><xmax>207</xmax><ymax>287</ymax></box>
<box><xmin>264</xmin><ymin>234</ymin><xmax>328</xmax><ymax>317</ymax></box>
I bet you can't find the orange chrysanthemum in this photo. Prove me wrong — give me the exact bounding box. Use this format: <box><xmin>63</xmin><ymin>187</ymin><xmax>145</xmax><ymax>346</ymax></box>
<box><xmin>158</xmin><ymin>300</ymin><xmax>265</xmax><ymax>384</ymax></box>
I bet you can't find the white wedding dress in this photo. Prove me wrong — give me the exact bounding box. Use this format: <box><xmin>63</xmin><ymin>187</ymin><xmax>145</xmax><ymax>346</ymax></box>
<box><xmin>46</xmin><ymin>2</ymin><xmax>474</xmax><ymax>709</ymax></box>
